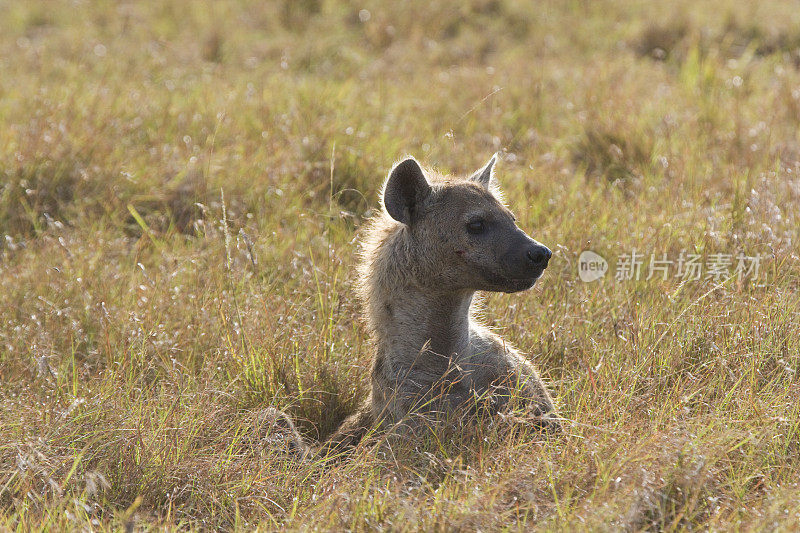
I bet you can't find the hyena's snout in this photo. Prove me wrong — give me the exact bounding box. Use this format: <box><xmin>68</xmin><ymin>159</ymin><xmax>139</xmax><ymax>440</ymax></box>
<box><xmin>497</xmin><ymin>232</ymin><xmax>552</xmax><ymax>291</ymax></box>
<box><xmin>525</xmin><ymin>242</ymin><xmax>552</xmax><ymax>270</ymax></box>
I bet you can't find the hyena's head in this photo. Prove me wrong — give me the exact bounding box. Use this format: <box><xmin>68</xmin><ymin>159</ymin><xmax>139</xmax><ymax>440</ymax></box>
<box><xmin>382</xmin><ymin>154</ymin><xmax>551</xmax><ymax>293</ymax></box>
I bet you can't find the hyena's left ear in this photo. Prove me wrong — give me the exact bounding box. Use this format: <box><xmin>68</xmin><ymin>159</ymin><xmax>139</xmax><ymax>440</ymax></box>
<box><xmin>469</xmin><ymin>153</ymin><xmax>498</xmax><ymax>190</ymax></box>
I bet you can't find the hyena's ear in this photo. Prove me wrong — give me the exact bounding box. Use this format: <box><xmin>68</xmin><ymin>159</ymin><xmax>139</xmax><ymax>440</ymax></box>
<box><xmin>383</xmin><ymin>157</ymin><xmax>432</xmax><ymax>224</ymax></box>
<box><xmin>470</xmin><ymin>153</ymin><xmax>498</xmax><ymax>189</ymax></box>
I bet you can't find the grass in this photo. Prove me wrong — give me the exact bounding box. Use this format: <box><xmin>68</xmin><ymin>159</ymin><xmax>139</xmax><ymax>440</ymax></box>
<box><xmin>1</xmin><ymin>0</ymin><xmax>799</xmax><ymax>530</ymax></box>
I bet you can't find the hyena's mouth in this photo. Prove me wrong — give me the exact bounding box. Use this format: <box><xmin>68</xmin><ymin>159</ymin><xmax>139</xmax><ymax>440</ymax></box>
<box><xmin>502</xmin><ymin>276</ymin><xmax>540</xmax><ymax>293</ymax></box>
<box><xmin>474</xmin><ymin>261</ymin><xmax>545</xmax><ymax>292</ymax></box>
<box><xmin>486</xmin><ymin>269</ymin><xmax>544</xmax><ymax>293</ymax></box>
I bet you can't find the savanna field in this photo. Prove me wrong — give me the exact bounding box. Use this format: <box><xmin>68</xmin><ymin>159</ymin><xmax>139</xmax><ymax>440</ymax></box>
<box><xmin>1</xmin><ymin>0</ymin><xmax>800</xmax><ymax>530</ymax></box>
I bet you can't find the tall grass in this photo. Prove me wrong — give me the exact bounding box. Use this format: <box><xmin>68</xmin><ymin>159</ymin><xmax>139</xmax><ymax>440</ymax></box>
<box><xmin>1</xmin><ymin>0</ymin><xmax>799</xmax><ymax>530</ymax></box>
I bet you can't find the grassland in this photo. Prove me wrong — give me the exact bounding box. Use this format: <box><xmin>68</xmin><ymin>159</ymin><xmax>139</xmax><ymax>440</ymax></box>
<box><xmin>1</xmin><ymin>0</ymin><xmax>800</xmax><ymax>530</ymax></box>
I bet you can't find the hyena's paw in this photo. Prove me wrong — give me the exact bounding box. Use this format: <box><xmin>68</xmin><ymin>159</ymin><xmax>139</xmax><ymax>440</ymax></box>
<box><xmin>497</xmin><ymin>406</ymin><xmax>563</xmax><ymax>437</ymax></box>
<box><xmin>252</xmin><ymin>407</ymin><xmax>311</xmax><ymax>459</ymax></box>
<box><xmin>534</xmin><ymin>411</ymin><xmax>563</xmax><ymax>435</ymax></box>
<box><xmin>524</xmin><ymin>397</ymin><xmax>563</xmax><ymax>436</ymax></box>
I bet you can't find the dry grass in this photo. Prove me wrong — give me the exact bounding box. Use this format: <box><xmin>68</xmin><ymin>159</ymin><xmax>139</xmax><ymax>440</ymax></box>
<box><xmin>1</xmin><ymin>0</ymin><xmax>800</xmax><ymax>530</ymax></box>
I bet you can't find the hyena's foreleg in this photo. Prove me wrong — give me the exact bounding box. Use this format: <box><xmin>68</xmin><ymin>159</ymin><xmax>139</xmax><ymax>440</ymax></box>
<box><xmin>315</xmin><ymin>402</ymin><xmax>375</xmax><ymax>460</ymax></box>
<box><xmin>492</xmin><ymin>362</ymin><xmax>561</xmax><ymax>433</ymax></box>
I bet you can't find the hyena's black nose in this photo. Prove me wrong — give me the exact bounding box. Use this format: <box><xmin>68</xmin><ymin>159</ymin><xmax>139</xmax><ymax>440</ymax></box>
<box><xmin>526</xmin><ymin>245</ymin><xmax>552</xmax><ymax>269</ymax></box>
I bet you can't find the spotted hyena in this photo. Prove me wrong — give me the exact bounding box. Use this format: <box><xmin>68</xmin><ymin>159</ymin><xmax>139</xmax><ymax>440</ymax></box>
<box><xmin>269</xmin><ymin>154</ymin><xmax>559</xmax><ymax>458</ymax></box>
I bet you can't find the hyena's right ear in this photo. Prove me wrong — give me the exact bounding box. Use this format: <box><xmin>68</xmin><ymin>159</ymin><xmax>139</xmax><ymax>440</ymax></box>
<box><xmin>383</xmin><ymin>157</ymin><xmax>432</xmax><ymax>224</ymax></box>
<box><xmin>470</xmin><ymin>153</ymin><xmax>498</xmax><ymax>189</ymax></box>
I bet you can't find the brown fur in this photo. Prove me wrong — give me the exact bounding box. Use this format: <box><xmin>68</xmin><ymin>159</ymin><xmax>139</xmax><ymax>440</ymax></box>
<box><xmin>266</xmin><ymin>154</ymin><xmax>559</xmax><ymax>460</ymax></box>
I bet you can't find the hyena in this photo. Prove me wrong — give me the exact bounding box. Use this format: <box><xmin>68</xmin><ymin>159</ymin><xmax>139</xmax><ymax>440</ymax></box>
<box><xmin>269</xmin><ymin>154</ymin><xmax>559</xmax><ymax>459</ymax></box>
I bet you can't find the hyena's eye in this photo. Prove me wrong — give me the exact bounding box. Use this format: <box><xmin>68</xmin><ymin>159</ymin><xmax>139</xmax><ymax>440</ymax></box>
<box><xmin>466</xmin><ymin>219</ymin><xmax>485</xmax><ymax>235</ymax></box>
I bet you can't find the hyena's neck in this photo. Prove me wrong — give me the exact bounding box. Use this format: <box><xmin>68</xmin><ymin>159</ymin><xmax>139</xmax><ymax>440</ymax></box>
<box><xmin>377</xmin><ymin>284</ymin><xmax>474</xmax><ymax>360</ymax></box>
<box><xmin>359</xmin><ymin>218</ymin><xmax>474</xmax><ymax>362</ymax></box>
